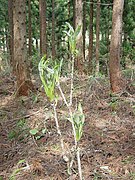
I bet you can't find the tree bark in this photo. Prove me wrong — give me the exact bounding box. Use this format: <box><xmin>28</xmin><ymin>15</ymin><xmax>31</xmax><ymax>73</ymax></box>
<box><xmin>109</xmin><ymin>0</ymin><xmax>124</xmax><ymax>93</ymax></box>
<box><xmin>107</xmin><ymin>6</ymin><xmax>110</xmax><ymax>54</ymax></box>
<box><xmin>13</xmin><ymin>0</ymin><xmax>33</xmax><ymax>96</ymax></box>
<box><xmin>8</xmin><ymin>0</ymin><xmax>14</xmax><ymax>68</ymax></box>
<box><xmin>73</xmin><ymin>0</ymin><xmax>76</xmax><ymax>30</ymax></box>
<box><xmin>83</xmin><ymin>0</ymin><xmax>86</xmax><ymax>61</ymax></box>
<box><xmin>52</xmin><ymin>0</ymin><xmax>56</xmax><ymax>59</ymax></box>
<box><xmin>39</xmin><ymin>0</ymin><xmax>47</xmax><ymax>56</ymax></box>
<box><xmin>88</xmin><ymin>0</ymin><xmax>93</xmax><ymax>74</ymax></box>
<box><xmin>75</xmin><ymin>0</ymin><xmax>84</xmax><ymax>73</ymax></box>
<box><xmin>28</xmin><ymin>0</ymin><xmax>32</xmax><ymax>56</ymax></box>
<box><xmin>95</xmin><ymin>0</ymin><xmax>101</xmax><ymax>76</ymax></box>
<box><xmin>68</xmin><ymin>0</ymin><xmax>70</xmax><ymax>59</ymax></box>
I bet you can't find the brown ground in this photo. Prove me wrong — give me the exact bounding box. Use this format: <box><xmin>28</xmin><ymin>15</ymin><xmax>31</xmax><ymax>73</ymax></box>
<box><xmin>0</xmin><ymin>74</ymin><xmax>135</xmax><ymax>180</ymax></box>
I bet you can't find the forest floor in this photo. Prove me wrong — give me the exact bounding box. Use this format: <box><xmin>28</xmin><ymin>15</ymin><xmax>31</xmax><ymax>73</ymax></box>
<box><xmin>0</xmin><ymin>72</ymin><xmax>135</xmax><ymax>180</ymax></box>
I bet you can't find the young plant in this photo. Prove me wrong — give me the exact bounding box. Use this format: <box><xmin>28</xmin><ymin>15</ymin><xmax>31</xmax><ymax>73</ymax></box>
<box><xmin>58</xmin><ymin>83</ymin><xmax>85</xmax><ymax>179</ymax></box>
<box><xmin>57</xmin><ymin>23</ymin><xmax>84</xmax><ymax>180</ymax></box>
<box><xmin>9</xmin><ymin>160</ymin><xmax>29</xmax><ymax>180</ymax></box>
<box><xmin>38</xmin><ymin>56</ymin><xmax>66</xmax><ymax>160</ymax></box>
<box><xmin>38</xmin><ymin>23</ymin><xmax>85</xmax><ymax>180</ymax></box>
<box><xmin>38</xmin><ymin>55</ymin><xmax>61</xmax><ymax>102</ymax></box>
<box><xmin>64</xmin><ymin>22</ymin><xmax>81</xmax><ymax>106</ymax></box>
<box><xmin>64</xmin><ymin>22</ymin><xmax>81</xmax><ymax>56</ymax></box>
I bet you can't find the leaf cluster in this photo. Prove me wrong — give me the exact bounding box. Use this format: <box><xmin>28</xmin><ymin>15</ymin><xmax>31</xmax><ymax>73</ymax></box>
<box><xmin>64</xmin><ymin>22</ymin><xmax>81</xmax><ymax>55</ymax></box>
<box><xmin>38</xmin><ymin>55</ymin><xmax>62</xmax><ymax>102</ymax></box>
<box><xmin>73</xmin><ymin>103</ymin><xmax>85</xmax><ymax>141</ymax></box>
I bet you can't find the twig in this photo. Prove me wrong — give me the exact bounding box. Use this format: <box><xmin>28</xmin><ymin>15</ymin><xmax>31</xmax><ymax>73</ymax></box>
<box><xmin>32</xmin><ymin>136</ymin><xmax>38</xmax><ymax>147</ymax></box>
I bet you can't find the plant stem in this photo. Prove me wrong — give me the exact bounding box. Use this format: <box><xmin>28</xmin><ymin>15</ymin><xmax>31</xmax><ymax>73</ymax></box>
<box><xmin>52</xmin><ymin>102</ymin><xmax>66</xmax><ymax>160</ymax></box>
<box><xmin>57</xmin><ymin>84</ymin><xmax>83</xmax><ymax>179</ymax></box>
<box><xmin>69</xmin><ymin>55</ymin><xmax>74</xmax><ymax>106</ymax></box>
<box><xmin>57</xmin><ymin>84</ymin><xmax>77</xmax><ymax>147</ymax></box>
<box><xmin>57</xmin><ymin>52</ymin><xmax>83</xmax><ymax>179</ymax></box>
<box><xmin>77</xmin><ymin>147</ymin><xmax>82</xmax><ymax>180</ymax></box>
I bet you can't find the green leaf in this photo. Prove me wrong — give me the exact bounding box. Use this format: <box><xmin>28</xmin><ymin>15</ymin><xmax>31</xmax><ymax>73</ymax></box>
<box><xmin>78</xmin><ymin>103</ymin><xmax>83</xmax><ymax>113</ymax></box>
<box><xmin>29</xmin><ymin>129</ymin><xmax>39</xmax><ymax>135</ymax></box>
<box><xmin>63</xmin><ymin>30</ymin><xmax>71</xmax><ymax>37</ymax></box>
<box><xmin>35</xmin><ymin>135</ymin><xmax>41</xmax><ymax>140</ymax></box>
<box><xmin>42</xmin><ymin>128</ymin><xmax>47</xmax><ymax>134</ymax></box>
<box><xmin>10</xmin><ymin>169</ymin><xmax>21</xmax><ymax>180</ymax></box>
<box><xmin>17</xmin><ymin>159</ymin><xmax>25</xmax><ymax>165</ymax></box>
<box><xmin>65</xmin><ymin>22</ymin><xmax>74</xmax><ymax>33</ymax></box>
<box><xmin>73</xmin><ymin>103</ymin><xmax>85</xmax><ymax>141</ymax></box>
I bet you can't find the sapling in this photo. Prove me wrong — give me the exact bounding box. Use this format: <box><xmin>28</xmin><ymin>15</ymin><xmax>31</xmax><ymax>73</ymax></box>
<box><xmin>64</xmin><ymin>22</ymin><xmax>81</xmax><ymax>106</ymax></box>
<box><xmin>38</xmin><ymin>23</ymin><xmax>85</xmax><ymax>180</ymax></box>
<box><xmin>38</xmin><ymin>56</ymin><xmax>67</xmax><ymax>161</ymax></box>
<box><xmin>58</xmin><ymin>23</ymin><xmax>84</xmax><ymax>180</ymax></box>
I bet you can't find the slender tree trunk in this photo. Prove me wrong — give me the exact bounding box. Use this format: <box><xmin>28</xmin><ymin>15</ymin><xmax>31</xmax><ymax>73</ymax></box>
<box><xmin>83</xmin><ymin>0</ymin><xmax>86</xmax><ymax>61</ymax></box>
<box><xmin>28</xmin><ymin>0</ymin><xmax>32</xmax><ymax>56</ymax></box>
<box><xmin>52</xmin><ymin>0</ymin><xmax>56</xmax><ymax>59</ymax></box>
<box><xmin>95</xmin><ymin>0</ymin><xmax>101</xmax><ymax>76</ymax></box>
<box><xmin>107</xmin><ymin>6</ymin><xmax>110</xmax><ymax>54</ymax></box>
<box><xmin>75</xmin><ymin>0</ymin><xmax>84</xmax><ymax>73</ymax></box>
<box><xmin>13</xmin><ymin>0</ymin><xmax>33</xmax><ymax>96</ymax></box>
<box><xmin>39</xmin><ymin>0</ymin><xmax>47</xmax><ymax>56</ymax></box>
<box><xmin>109</xmin><ymin>0</ymin><xmax>124</xmax><ymax>93</ymax></box>
<box><xmin>39</xmin><ymin>0</ymin><xmax>42</xmax><ymax>55</ymax></box>
<box><xmin>88</xmin><ymin>0</ymin><xmax>93</xmax><ymax>74</ymax></box>
<box><xmin>73</xmin><ymin>0</ymin><xmax>76</xmax><ymax>30</ymax></box>
<box><xmin>8</xmin><ymin>0</ymin><xmax>14</xmax><ymax>68</ymax></box>
<box><xmin>68</xmin><ymin>0</ymin><xmax>70</xmax><ymax>54</ymax></box>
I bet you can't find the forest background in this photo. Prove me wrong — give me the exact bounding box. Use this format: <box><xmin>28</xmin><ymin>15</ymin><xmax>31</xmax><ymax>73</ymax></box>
<box><xmin>0</xmin><ymin>0</ymin><xmax>135</xmax><ymax>179</ymax></box>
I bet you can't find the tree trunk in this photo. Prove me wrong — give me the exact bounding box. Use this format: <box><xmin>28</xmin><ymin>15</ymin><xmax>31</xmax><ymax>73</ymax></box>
<box><xmin>75</xmin><ymin>0</ymin><xmax>84</xmax><ymax>73</ymax></box>
<box><xmin>73</xmin><ymin>0</ymin><xmax>76</xmax><ymax>30</ymax></box>
<box><xmin>68</xmin><ymin>0</ymin><xmax>70</xmax><ymax>57</ymax></box>
<box><xmin>28</xmin><ymin>0</ymin><xmax>32</xmax><ymax>56</ymax></box>
<box><xmin>39</xmin><ymin>0</ymin><xmax>47</xmax><ymax>56</ymax></box>
<box><xmin>83</xmin><ymin>0</ymin><xmax>86</xmax><ymax>61</ymax></box>
<box><xmin>109</xmin><ymin>0</ymin><xmax>124</xmax><ymax>93</ymax></box>
<box><xmin>13</xmin><ymin>0</ymin><xmax>33</xmax><ymax>96</ymax></box>
<box><xmin>8</xmin><ymin>0</ymin><xmax>14</xmax><ymax>68</ymax></box>
<box><xmin>52</xmin><ymin>0</ymin><xmax>56</xmax><ymax>59</ymax></box>
<box><xmin>88</xmin><ymin>0</ymin><xmax>93</xmax><ymax>74</ymax></box>
<box><xmin>95</xmin><ymin>0</ymin><xmax>101</xmax><ymax>76</ymax></box>
<box><xmin>107</xmin><ymin>6</ymin><xmax>110</xmax><ymax>54</ymax></box>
